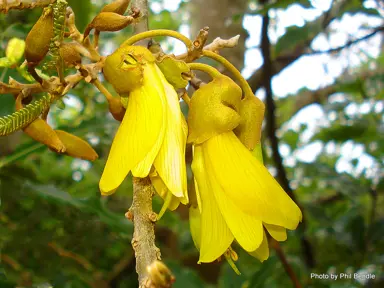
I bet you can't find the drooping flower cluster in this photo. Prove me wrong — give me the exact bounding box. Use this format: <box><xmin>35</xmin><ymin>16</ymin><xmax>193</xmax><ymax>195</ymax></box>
<box><xmin>187</xmin><ymin>75</ymin><xmax>302</xmax><ymax>262</ymax></box>
<box><xmin>100</xmin><ymin>45</ymin><xmax>188</xmax><ymax>209</ymax></box>
<box><xmin>100</xmin><ymin>43</ymin><xmax>302</xmax><ymax>265</ymax></box>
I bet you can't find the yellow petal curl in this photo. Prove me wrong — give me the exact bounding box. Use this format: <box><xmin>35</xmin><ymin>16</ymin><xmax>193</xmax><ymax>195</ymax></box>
<box><xmin>203</xmin><ymin>143</ymin><xmax>264</xmax><ymax>252</ymax></box>
<box><xmin>264</xmin><ymin>223</ymin><xmax>287</xmax><ymax>242</ymax></box>
<box><xmin>153</xmin><ymin>65</ymin><xmax>188</xmax><ymax>202</ymax></box>
<box><xmin>249</xmin><ymin>229</ymin><xmax>269</xmax><ymax>262</ymax></box>
<box><xmin>203</xmin><ymin>132</ymin><xmax>302</xmax><ymax>230</ymax></box>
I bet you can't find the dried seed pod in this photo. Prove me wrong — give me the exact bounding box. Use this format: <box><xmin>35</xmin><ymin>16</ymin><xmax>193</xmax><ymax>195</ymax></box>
<box><xmin>54</xmin><ymin>130</ymin><xmax>99</xmax><ymax>161</ymax></box>
<box><xmin>15</xmin><ymin>95</ymin><xmax>65</xmax><ymax>153</ymax></box>
<box><xmin>59</xmin><ymin>42</ymin><xmax>82</xmax><ymax>68</ymax></box>
<box><xmin>25</xmin><ymin>7</ymin><xmax>54</xmax><ymax>65</ymax></box>
<box><xmin>101</xmin><ymin>0</ymin><xmax>131</xmax><ymax>15</ymax></box>
<box><xmin>84</xmin><ymin>12</ymin><xmax>134</xmax><ymax>39</ymax></box>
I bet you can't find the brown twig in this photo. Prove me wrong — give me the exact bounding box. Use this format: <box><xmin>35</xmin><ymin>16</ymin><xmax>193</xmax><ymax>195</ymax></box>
<box><xmin>260</xmin><ymin>2</ymin><xmax>314</xmax><ymax>271</ymax></box>
<box><xmin>271</xmin><ymin>240</ymin><xmax>302</xmax><ymax>288</ymax></box>
<box><xmin>130</xmin><ymin>177</ymin><xmax>161</xmax><ymax>287</ymax></box>
<box><xmin>48</xmin><ymin>242</ymin><xmax>94</xmax><ymax>271</ymax></box>
<box><xmin>276</xmin><ymin>26</ymin><xmax>384</xmax><ymax>61</ymax></box>
<box><xmin>184</xmin><ymin>27</ymin><xmax>210</xmax><ymax>62</ymax></box>
<box><xmin>248</xmin><ymin>0</ymin><xmax>349</xmax><ymax>93</ymax></box>
<box><xmin>0</xmin><ymin>0</ymin><xmax>55</xmax><ymax>13</ymax></box>
<box><xmin>177</xmin><ymin>34</ymin><xmax>240</xmax><ymax>61</ymax></box>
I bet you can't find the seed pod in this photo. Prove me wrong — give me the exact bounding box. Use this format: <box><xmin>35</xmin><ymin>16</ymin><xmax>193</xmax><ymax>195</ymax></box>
<box><xmin>101</xmin><ymin>0</ymin><xmax>131</xmax><ymax>15</ymax></box>
<box><xmin>84</xmin><ymin>12</ymin><xmax>134</xmax><ymax>39</ymax></box>
<box><xmin>25</xmin><ymin>7</ymin><xmax>54</xmax><ymax>65</ymax></box>
<box><xmin>59</xmin><ymin>42</ymin><xmax>82</xmax><ymax>68</ymax></box>
<box><xmin>54</xmin><ymin>130</ymin><xmax>99</xmax><ymax>161</ymax></box>
<box><xmin>15</xmin><ymin>95</ymin><xmax>65</xmax><ymax>152</ymax></box>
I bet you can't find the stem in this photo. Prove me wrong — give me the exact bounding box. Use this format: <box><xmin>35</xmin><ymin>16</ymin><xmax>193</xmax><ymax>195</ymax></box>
<box><xmin>122</xmin><ymin>29</ymin><xmax>193</xmax><ymax>50</ymax></box>
<box><xmin>0</xmin><ymin>142</ymin><xmax>43</xmax><ymax>169</ymax></box>
<box><xmin>202</xmin><ymin>50</ymin><xmax>254</xmax><ymax>99</ymax></box>
<box><xmin>131</xmin><ymin>177</ymin><xmax>161</xmax><ymax>287</ymax></box>
<box><xmin>92</xmin><ymin>78</ymin><xmax>113</xmax><ymax>101</ymax></box>
<box><xmin>130</xmin><ymin>1</ymin><xmax>161</xmax><ymax>287</ymax></box>
<box><xmin>187</xmin><ymin>62</ymin><xmax>222</xmax><ymax>79</ymax></box>
<box><xmin>181</xmin><ymin>91</ymin><xmax>191</xmax><ymax>107</ymax></box>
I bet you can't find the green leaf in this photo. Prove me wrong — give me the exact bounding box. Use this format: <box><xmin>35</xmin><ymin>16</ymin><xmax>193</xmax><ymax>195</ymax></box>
<box><xmin>275</xmin><ymin>24</ymin><xmax>312</xmax><ymax>56</ymax></box>
<box><xmin>150</xmin><ymin>10</ymin><xmax>181</xmax><ymax>31</ymax></box>
<box><xmin>218</xmin><ymin>262</ymin><xmax>247</xmax><ymax>288</ymax></box>
<box><xmin>282</xmin><ymin>129</ymin><xmax>299</xmax><ymax>150</ymax></box>
<box><xmin>0</xmin><ymin>94</ymin><xmax>14</xmax><ymax>117</ymax></box>
<box><xmin>25</xmin><ymin>183</ymin><xmax>133</xmax><ymax>234</ymax></box>
<box><xmin>347</xmin><ymin>215</ymin><xmax>366</xmax><ymax>252</ymax></box>
<box><xmin>311</xmin><ymin>122</ymin><xmax>369</xmax><ymax>143</ymax></box>
<box><xmin>337</xmin><ymin>0</ymin><xmax>380</xmax><ymax>17</ymax></box>
<box><xmin>165</xmin><ymin>260</ymin><xmax>211</xmax><ymax>288</ymax></box>
<box><xmin>248</xmin><ymin>257</ymin><xmax>278</xmax><ymax>288</ymax></box>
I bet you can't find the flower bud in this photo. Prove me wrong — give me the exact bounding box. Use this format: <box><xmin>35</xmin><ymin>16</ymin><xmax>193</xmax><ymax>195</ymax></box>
<box><xmin>156</xmin><ymin>56</ymin><xmax>191</xmax><ymax>89</ymax></box>
<box><xmin>107</xmin><ymin>97</ymin><xmax>126</xmax><ymax>121</ymax></box>
<box><xmin>24</xmin><ymin>119</ymin><xmax>66</xmax><ymax>153</ymax></box>
<box><xmin>25</xmin><ymin>7</ymin><xmax>54</xmax><ymax>65</ymax></box>
<box><xmin>59</xmin><ymin>42</ymin><xmax>82</xmax><ymax>68</ymax></box>
<box><xmin>234</xmin><ymin>96</ymin><xmax>265</xmax><ymax>151</ymax></box>
<box><xmin>54</xmin><ymin>130</ymin><xmax>98</xmax><ymax>161</ymax></box>
<box><xmin>101</xmin><ymin>0</ymin><xmax>131</xmax><ymax>15</ymax></box>
<box><xmin>147</xmin><ymin>260</ymin><xmax>175</xmax><ymax>288</ymax></box>
<box><xmin>103</xmin><ymin>46</ymin><xmax>155</xmax><ymax>95</ymax></box>
<box><xmin>84</xmin><ymin>12</ymin><xmax>134</xmax><ymax>39</ymax></box>
<box><xmin>187</xmin><ymin>76</ymin><xmax>242</xmax><ymax>144</ymax></box>
<box><xmin>6</xmin><ymin>38</ymin><xmax>25</xmax><ymax>64</ymax></box>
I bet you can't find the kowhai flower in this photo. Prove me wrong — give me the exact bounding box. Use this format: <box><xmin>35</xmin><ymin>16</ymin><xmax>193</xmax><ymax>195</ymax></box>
<box><xmin>187</xmin><ymin>74</ymin><xmax>302</xmax><ymax>263</ymax></box>
<box><xmin>100</xmin><ymin>46</ymin><xmax>188</xmax><ymax>207</ymax></box>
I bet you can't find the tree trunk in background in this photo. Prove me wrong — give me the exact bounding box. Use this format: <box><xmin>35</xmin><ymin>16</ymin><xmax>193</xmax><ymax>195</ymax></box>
<box><xmin>189</xmin><ymin>0</ymin><xmax>248</xmax><ymax>72</ymax></box>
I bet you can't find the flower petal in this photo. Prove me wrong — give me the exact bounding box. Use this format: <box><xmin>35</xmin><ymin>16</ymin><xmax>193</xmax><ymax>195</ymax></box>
<box><xmin>264</xmin><ymin>223</ymin><xmax>287</xmax><ymax>241</ymax></box>
<box><xmin>153</xmin><ymin>65</ymin><xmax>188</xmax><ymax>202</ymax></box>
<box><xmin>248</xmin><ymin>229</ymin><xmax>269</xmax><ymax>262</ymax></box>
<box><xmin>99</xmin><ymin>64</ymin><xmax>164</xmax><ymax>195</ymax></box>
<box><xmin>192</xmin><ymin>145</ymin><xmax>233</xmax><ymax>263</ymax></box>
<box><xmin>189</xmin><ymin>206</ymin><xmax>201</xmax><ymax>251</ymax></box>
<box><xmin>131</xmin><ymin>64</ymin><xmax>167</xmax><ymax>177</ymax></box>
<box><xmin>204</xmin><ymin>132</ymin><xmax>302</xmax><ymax>230</ymax></box>
<box><xmin>150</xmin><ymin>175</ymin><xmax>180</xmax><ymax>212</ymax></box>
<box><xmin>203</xmin><ymin>143</ymin><xmax>264</xmax><ymax>252</ymax></box>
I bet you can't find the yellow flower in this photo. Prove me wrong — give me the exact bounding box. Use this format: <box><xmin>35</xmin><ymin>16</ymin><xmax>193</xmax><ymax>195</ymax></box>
<box><xmin>187</xmin><ymin>74</ymin><xmax>302</xmax><ymax>263</ymax></box>
<box><xmin>99</xmin><ymin>46</ymin><xmax>188</xmax><ymax>206</ymax></box>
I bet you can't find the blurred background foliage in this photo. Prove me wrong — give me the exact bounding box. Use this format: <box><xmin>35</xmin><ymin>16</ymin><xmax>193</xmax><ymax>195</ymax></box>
<box><xmin>0</xmin><ymin>0</ymin><xmax>383</xmax><ymax>287</ymax></box>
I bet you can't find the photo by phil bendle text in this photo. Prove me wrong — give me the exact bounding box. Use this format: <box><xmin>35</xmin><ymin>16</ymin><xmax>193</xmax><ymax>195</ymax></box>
<box><xmin>310</xmin><ymin>273</ymin><xmax>376</xmax><ymax>281</ymax></box>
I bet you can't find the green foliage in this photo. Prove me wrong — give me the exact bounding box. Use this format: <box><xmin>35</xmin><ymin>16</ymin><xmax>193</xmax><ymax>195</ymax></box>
<box><xmin>0</xmin><ymin>0</ymin><xmax>383</xmax><ymax>287</ymax></box>
<box><xmin>0</xmin><ymin>94</ymin><xmax>52</xmax><ymax>136</ymax></box>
